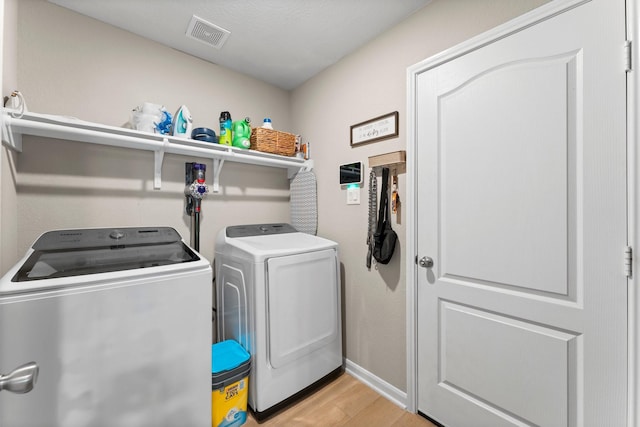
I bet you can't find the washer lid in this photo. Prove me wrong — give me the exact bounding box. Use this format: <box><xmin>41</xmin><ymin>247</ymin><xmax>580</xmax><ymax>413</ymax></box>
<box><xmin>12</xmin><ymin>227</ymin><xmax>199</xmax><ymax>282</ymax></box>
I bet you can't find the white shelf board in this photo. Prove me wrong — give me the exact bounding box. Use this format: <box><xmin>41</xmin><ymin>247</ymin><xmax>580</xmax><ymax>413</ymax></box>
<box><xmin>1</xmin><ymin>110</ymin><xmax>312</xmax><ymax>190</ymax></box>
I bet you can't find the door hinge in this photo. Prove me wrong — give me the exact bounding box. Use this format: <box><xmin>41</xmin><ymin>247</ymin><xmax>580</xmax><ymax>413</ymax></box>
<box><xmin>625</xmin><ymin>40</ymin><xmax>632</xmax><ymax>72</ymax></box>
<box><xmin>624</xmin><ymin>246</ymin><xmax>633</xmax><ymax>278</ymax></box>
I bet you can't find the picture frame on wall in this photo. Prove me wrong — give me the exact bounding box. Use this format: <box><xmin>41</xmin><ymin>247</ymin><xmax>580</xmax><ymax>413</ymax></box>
<box><xmin>350</xmin><ymin>111</ymin><xmax>399</xmax><ymax>146</ymax></box>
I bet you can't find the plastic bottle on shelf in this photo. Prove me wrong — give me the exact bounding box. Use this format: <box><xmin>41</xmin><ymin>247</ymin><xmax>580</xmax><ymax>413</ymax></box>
<box><xmin>262</xmin><ymin>118</ymin><xmax>273</xmax><ymax>129</ymax></box>
<box><xmin>232</xmin><ymin>117</ymin><xmax>252</xmax><ymax>149</ymax></box>
<box><xmin>219</xmin><ymin>111</ymin><xmax>232</xmax><ymax>146</ymax></box>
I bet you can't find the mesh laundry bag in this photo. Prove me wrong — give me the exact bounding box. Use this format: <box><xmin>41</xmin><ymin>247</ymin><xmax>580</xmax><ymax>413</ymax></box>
<box><xmin>290</xmin><ymin>170</ymin><xmax>318</xmax><ymax>235</ymax></box>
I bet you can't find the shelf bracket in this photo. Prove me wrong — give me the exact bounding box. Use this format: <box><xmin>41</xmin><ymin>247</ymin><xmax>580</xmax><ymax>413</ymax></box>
<box><xmin>288</xmin><ymin>159</ymin><xmax>314</xmax><ymax>179</ymax></box>
<box><xmin>1</xmin><ymin>111</ymin><xmax>23</xmax><ymax>152</ymax></box>
<box><xmin>153</xmin><ymin>138</ymin><xmax>170</xmax><ymax>190</ymax></box>
<box><xmin>212</xmin><ymin>158</ymin><xmax>225</xmax><ymax>193</ymax></box>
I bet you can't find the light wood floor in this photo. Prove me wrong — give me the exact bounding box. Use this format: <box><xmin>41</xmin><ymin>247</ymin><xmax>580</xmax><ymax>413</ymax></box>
<box><xmin>244</xmin><ymin>373</ymin><xmax>437</xmax><ymax>427</ymax></box>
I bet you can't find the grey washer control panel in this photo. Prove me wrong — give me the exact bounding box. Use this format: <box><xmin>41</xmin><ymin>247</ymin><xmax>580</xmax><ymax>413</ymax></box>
<box><xmin>32</xmin><ymin>227</ymin><xmax>181</xmax><ymax>251</ymax></box>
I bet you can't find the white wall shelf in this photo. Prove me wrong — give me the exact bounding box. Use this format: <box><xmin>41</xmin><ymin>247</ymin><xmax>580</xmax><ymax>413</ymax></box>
<box><xmin>1</xmin><ymin>109</ymin><xmax>312</xmax><ymax>191</ymax></box>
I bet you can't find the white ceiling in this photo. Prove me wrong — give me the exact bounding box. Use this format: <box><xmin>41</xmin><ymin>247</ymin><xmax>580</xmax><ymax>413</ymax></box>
<box><xmin>47</xmin><ymin>0</ymin><xmax>431</xmax><ymax>91</ymax></box>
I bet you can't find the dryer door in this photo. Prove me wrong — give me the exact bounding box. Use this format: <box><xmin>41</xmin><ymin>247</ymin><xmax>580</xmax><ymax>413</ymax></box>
<box><xmin>266</xmin><ymin>248</ymin><xmax>339</xmax><ymax>369</ymax></box>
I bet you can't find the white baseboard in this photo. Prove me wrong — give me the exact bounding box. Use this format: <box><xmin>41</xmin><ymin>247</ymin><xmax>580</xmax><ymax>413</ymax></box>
<box><xmin>344</xmin><ymin>358</ymin><xmax>408</xmax><ymax>410</ymax></box>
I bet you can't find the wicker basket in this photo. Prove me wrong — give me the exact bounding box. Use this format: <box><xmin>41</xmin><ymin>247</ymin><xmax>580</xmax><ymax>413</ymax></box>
<box><xmin>250</xmin><ymin>128</ymin><xmax>296</xmax><ymax>157</ymax></box>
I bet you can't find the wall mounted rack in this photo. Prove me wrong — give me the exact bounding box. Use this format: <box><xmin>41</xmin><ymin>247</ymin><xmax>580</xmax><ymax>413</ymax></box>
<box><xmin>368</xmin><ymin>150</ymin><xmax>406</xmax><ymax>169</ymax></box>
<box><xmin>368</xmin><ymin>150</ymin><xmax>406</xmax><ymax>175</ymax></box>
<box><xmin>1</xmin><ymin>109</ymin><xmax>312</xmax><ymax>192</ymax></box>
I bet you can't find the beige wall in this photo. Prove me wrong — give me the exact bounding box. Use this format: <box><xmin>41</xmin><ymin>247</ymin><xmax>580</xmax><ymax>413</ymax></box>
<box><xmin>8</xmin><ymin>0</ymin><xmax>549</xmax><ymax>395</ymax></box>
<box><xmin>13</xmin><ymin>0</ymin><xmax>294</xmax><ymax>265</ymax></box>
<box><xmin>1</xmin><ymin>0</ymin><xmax>19</xmax><ymax>275</ymax></box>
<box><xmin>291</xmin><ymin>0</ymin><xmax>549</xmax><ymax>390</ymax></box>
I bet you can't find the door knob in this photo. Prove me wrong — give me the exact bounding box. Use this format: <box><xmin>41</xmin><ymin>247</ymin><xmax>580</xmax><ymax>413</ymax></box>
<box><xmin>418</xmin><ymin>256</ymin><xmax>434</xmax><ymax>268</ymax></box>
<box><xmin>0</xmin><ymin>362</ymin><xmax>39</xmax><ymax>394</ymax></box>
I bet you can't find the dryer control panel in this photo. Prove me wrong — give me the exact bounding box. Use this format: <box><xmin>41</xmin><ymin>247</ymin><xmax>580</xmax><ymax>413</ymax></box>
<box><xmin>226</xmin><ymin>223</ymin><xmax>297</xmax><ymax>238</ymax></box>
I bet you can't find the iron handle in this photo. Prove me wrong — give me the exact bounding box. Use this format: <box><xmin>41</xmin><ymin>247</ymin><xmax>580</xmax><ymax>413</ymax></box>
<box><xmin>418</xmin><ymin>256</ymin><xmax>434</xmax><ymax>269</ymax></box>
<box><xmin>0</xmin><ymin>362</ymin><xmax>39</xmax><ymax>394</ymax></box>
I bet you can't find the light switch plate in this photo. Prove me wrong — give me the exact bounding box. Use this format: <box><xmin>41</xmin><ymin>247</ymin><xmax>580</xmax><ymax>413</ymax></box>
<box><xmin>347</xmin><ymin>187</ymin><xmax>360</xmax><ymax>205</ymax></box>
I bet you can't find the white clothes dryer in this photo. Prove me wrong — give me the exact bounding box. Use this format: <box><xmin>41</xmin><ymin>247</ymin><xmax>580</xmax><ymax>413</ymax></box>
<box><xmin>215</xmin><ymin>223</ymin><xmax>342</xmax><ymax>420</ymax></box>
<box><xmin>0</xmin><ymin>227</ymin><xmax>212</xmax><ymax>427</ymax></box>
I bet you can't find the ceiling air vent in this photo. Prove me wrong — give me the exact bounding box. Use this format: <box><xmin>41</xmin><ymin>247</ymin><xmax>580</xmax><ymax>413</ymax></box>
<box><xmin>186</xmin><ymin>15</ymin><xmax>230</xmax><ymax>49</ymax></box>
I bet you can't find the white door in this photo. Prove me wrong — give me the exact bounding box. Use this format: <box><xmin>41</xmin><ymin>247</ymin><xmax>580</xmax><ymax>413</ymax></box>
<box><xmin>415</xmin><ymin>1</ymin><xmax>627</xmax><ymax>426</ymax></box>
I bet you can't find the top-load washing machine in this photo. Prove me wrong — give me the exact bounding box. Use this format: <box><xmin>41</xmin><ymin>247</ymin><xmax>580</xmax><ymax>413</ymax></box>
<box><xmin>215</xmin><ymin>223</ymin><xmax>342</xmax><ymax>419</ymax></box>
<box><xmin>0</xmin><ymin>227</ymin><xmax>212</xmax><ymax>427</ymax></box>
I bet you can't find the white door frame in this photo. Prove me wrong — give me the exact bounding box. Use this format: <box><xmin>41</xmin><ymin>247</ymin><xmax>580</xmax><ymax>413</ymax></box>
<box><xmin>405</xmin><ymin>1</ymin><xmax>639</xmax><ymax>425</ymax></box>
<box><xmin>626</xmin><ymin>1</ymin><xmax>639</xmax><ymax>426</ymax></box>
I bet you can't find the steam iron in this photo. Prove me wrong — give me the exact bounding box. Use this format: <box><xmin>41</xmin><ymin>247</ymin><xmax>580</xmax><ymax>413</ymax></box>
<box><xmin>172</xmin><ymin>105</ymin><xmax>193</xmax><ymax>138</ymax></box>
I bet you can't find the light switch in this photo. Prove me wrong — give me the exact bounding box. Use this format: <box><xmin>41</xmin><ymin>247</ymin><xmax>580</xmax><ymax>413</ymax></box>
<box><xmin>347</xmin><ymin>187</ymin><xmax>360</xmax><ymax>205</ymax></box>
